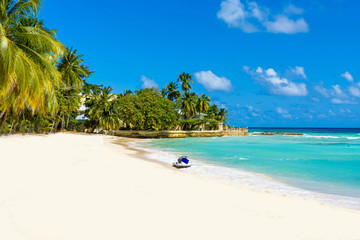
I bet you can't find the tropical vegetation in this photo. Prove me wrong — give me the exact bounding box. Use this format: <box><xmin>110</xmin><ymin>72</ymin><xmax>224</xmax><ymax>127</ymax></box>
<box><xmin>0</xmin><ymin>1</ymin><xmax>230</xmax><ymax>134</ymax></box>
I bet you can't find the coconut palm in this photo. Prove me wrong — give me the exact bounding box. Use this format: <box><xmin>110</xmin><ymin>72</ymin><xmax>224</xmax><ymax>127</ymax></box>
<box><xmin>196</xmin><ymin>94</ymin><xmax>211</xmax><ymax>113</ymax></box>
<box><xmin>57</xmin><ymin>48</ymin><xmax>91</xmax><ymax>89</ymax></box>
<box><xmin>0</xmin><ymin>0</ymin><xmax>63</xmax><ymax>127</ymax></box>
<box><xmin>166</xmin><ymin>81</ymin><xmax>181</xmax><ymax>102</ymax></box>
<box><xmin>177</xmin><ymin>72</ymin><xmax>194</xmax><ymax>92</ymax></box>
<box><xmin>123</xmin><ymin>90</ymin><xmax>133</xmax><ymax>96</ymax></box>
<box><xmin>206</xmin><ymin>104</ymin><xmax>219</xmax><ymax>119</ymax></box>
<box><xmin>217</xmin><ymin>107</ymin><xmax>229</xmax><ymax>124</ymax></box>
<box><xmin>54</xmin><ymin>48</ymin><xmax>92</xmax><ymax>130</ymax></box>
<box><xmin>87</xmin><ymin>87</ymin><xmax>121</xmax><ymax>131</ymax></box>
<box><xmin>181</xmin><ymin>92</ymin><xmax>197</xmax><ymax>119</ymax></box>
<box><xmin>160</xmin><ymin>88</ymin><xmax>168</xmax><ymax>98</ymax></box>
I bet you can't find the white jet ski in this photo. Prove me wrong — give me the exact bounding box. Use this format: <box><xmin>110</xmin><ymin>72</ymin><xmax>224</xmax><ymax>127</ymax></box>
<box><xmin>172</xmin><ymin>156</ymin><xmax>192</xmax><ymax>168</ymax></box>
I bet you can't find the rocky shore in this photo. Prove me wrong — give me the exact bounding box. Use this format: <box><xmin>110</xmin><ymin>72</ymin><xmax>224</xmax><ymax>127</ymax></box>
<box><xmin>106</xmin><ymin>129</ymin><xmax>249</xmax><ymax>138</ymax></box>
<box><xmin>252</xmin><ymin>132</ymin><xmax>303</xmax><ymax>136</ymax></box>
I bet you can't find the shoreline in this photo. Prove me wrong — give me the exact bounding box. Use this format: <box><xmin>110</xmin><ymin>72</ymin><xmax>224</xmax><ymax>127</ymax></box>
<box><xmin>1</xmin><ymin>133</ymin><xmax>360</xmax><ymax>239</ymax></box>
<box><xmin>123</xmin><ymin>136</ymin><xmax>360</xmax><ymax>211</ymax></box>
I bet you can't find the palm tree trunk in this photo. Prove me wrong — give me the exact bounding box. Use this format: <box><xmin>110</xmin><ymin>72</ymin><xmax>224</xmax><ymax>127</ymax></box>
<box><xmin>0</xmin><ymin>111</ymin><xmax>8</xmax><ymax>130</ymax></box>
<box><xmin>51</xmin><ymin>118</ymin><xmax>55</xmax><ymax>133</ymax></box>
<box><xmin>61</xmin><ymin>113</ymin><xmax>65</xmax><ymax>130</ymax></box>
<box><xmin>90</xmin><ymin>122</ymin><xmax>98</xmax><ymax>133</ymax></box>
<box><xmin>54</xmin><ymin>121</ymin><xmax>60</xmax><ymax>132</ymax></box>
<box><xmin>66</xmin><ymin>115</ymin><xmax>70</xmax><ymax>130</ymax></box>
<box><xmin>10</xmin><ymin>122</ymin><xmax>14</xmax><ymax>134</ymax></box>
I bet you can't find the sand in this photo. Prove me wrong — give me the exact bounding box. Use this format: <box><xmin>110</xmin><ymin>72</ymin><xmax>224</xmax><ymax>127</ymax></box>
<box><xmin>0</xmin><ymin>133</ymin><xmax>359</xmax><ymax>240</ymax></box>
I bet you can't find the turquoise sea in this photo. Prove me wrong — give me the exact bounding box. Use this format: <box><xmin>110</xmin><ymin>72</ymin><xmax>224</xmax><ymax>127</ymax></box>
<box><xmin>134</xmin><ymin>128</ymin><xmax>360</xmax><ymax>210</ymax></box>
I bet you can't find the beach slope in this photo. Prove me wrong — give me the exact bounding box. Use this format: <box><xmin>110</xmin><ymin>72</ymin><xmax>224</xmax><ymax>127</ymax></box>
<box><xmin>0</xmin><ymin>134</ymin><xmax>359</xmax><ymax>240</ymax></box>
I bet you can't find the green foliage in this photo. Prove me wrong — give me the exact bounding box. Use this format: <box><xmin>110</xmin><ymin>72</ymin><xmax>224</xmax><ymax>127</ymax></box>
<box><xmin>166</xmin><ymin>81</ymin><xmax>181</xmax><ymax>102</ymax></box>
<box><xmin>86</xmin><ymin>87</ymin><xmax>121</xmax><ymax>131</ymax></box>
<box><xmin>117</xmin><ymin>88</ymin><xmax>179</xmax><ymax>130</ymax></box>
<box><xmin>196</xmin><ymin>94</ymin><xmax>211</xmax><ymax>113</ymax></box>
<box><xmin>181</xmin><ymin>92</ymin><xmax>198</xmax><ymax>119</ymax></box>
<box><xmin>57</xmin><ymin>48</ymin><xmax>92</xmax><ymax>89</ymax></box>
<box><xmin>217</xmin><ymin>108</ymin><xmax>229</xmax><ymax>124</ymax></box>
<box><xmin>0</xmin><ymin>0</ymin><xmax>231</xmax><ymax>136</ymax></box>
<box><xmin>0</xmin><ymin>1</ymin><xmax>94</xmax><ymax>134</ymax></box>
<box><xmin>208</xmin><ymin>120</ymin><xmax>219</xmax><ymax>130</ymax></box>
<box><xmin>177</xmin><ymin>72</ymin><xmax>194</xmax><ymax>92</ymax></box>
<box><xmin>0</xmin><ymin>0</ymin><xmax>64</xmax><ymax>114</ymax></box>
<box><xmin>179</xmin><ymin>118</ymin><xmax>208</xmax><ymax>130</ymax></box>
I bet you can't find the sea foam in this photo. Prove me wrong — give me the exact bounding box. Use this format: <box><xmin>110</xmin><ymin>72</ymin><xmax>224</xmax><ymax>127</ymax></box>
<box><xmin>128</xmin><ymin>140</ymin><xmax>360</xmax><ymax>211</ymax></box>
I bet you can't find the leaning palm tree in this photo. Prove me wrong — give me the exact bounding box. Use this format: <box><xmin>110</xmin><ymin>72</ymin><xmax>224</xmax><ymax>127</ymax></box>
<box><xmin>0</xmin><ymin>0</ymin><xmax>64</xmax><ymax>127</ymax></box>
<box><xmin>181</xmin><ymin>92</ymin><xmax>197</xmax><ymax>119</ymax></box>
<box><xmin>166</xmin><ymin>81</ymin><xmax>181</xmax><ymax>102</ymax></box>
<box><xmin>177</xmin><ymin>72</ymin><xmax>194</xmax><ymax>92</ymax></box>
<box><xmin>196</xmin><ymin>94</ymin><xmax>211</xmax><ymax>113</ymax></box>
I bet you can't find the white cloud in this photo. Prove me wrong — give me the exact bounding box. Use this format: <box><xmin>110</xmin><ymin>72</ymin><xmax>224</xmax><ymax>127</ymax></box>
<box><xmin>341</xmin><ymin>71</ymin><xmax>354</xmax><ymax>82</ymax></box>
<box><xmin>217</xmin><ymin>0</ymin><xmax>258</xmax><ymax>32</ymax></box>
<box><xmin>290</xmin><ymin>66</ymin><xmax>307</xmax><ymax>79</ymax></box>
<box><xmin>314</xmin><ymin>84</ymin><xmax>330</xmax><ymax>98</ymax></box>
<box><xmin>217</xmin><ymin>0</ymin><xmax>308</xmax><ymax>34</ymax></box>
<box><xmin>315</xmin><ymin>81</ymin><xmax>360</xmax><ymax>105</ymax></box>
<box><xmin>315</xmin><ymin>83</ymin><xmax>347</xmax><ymax>99</ymax></box>
<box><xmin>276</xmin><ymin>107</ymin><xmax>288</xmax><ymax>114</ymax></box>
<box><xmin>332</xmin><ymin>84</ymin><xmax>343</xmax><ymax>95</ymax></box>
<box><xmin>245</xmin><ymin>66</ymin><xmax>307</xmax><ymax>96</ymax></box>
<box><xmin>312</xmin><ymin>97</ymin><xmax>320</xmax><ymax>102</ymax></box>
<box><xmin>340</xmin><ymin>108</ymin><xmax>351</xmax><ymax>114</ymax></box>
<box><xmin>284</xmin><ymin>4</ymin><xmax>304</xmax><ymax>15</ymax></box>
<box><xmin>140</xmin><ymin>75</ymin><xmax>158</xmax><ymax>89</ymax></box>
<box><xmin>276</xmin><ymin>107</ymin><xmax>292</xmax><ymax>119</ymax></box>
<box><xmin>349</xmin><ymin>86</ymin><xmax>360</xmax><ymax>97</ymax></box>
<box><xmin>331</xmin><ymin>98</ymin><xmax>357</xmax><ymax>105</ymax></box>
<box><xmin>328</xmin><ymin>110</ymin><xmax>336</xmax><ymax>116</ymax></box>
<box><xmin>194</xmin><ymin>70</ymin><xmax>233</xmax><ymax>92</ymax></box>
<box><xmin>256</xmin><ymin>66</ymin><xmax>263</xmax><ymax>73</ymax></box>
<box><xmin>251</xmin><ymin>112</ymin><xmax>259</xmax><ymax>117</ymax></box>
<box><xmin>264</xmin><ymin>16</ymin><xmax>308</xmax><ymax>34</ymax></box>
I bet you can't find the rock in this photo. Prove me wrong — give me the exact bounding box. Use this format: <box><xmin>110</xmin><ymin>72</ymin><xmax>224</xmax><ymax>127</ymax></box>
<box><xmin>252</xmin><ymin>132</ymin><xmax>303</xmax><ymax>136</ymax></box>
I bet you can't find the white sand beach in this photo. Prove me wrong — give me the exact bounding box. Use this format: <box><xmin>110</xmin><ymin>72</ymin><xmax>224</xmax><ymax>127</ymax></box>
<box><xmin>0</xmin><ymin>133</ymin><xmax>360</xmax><ymax>240</ymax></box>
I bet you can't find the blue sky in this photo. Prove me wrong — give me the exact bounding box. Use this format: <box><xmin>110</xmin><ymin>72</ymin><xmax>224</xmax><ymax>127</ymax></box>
<box><xmin>40</xmin><ymin>0</ymin><xmax>360</xmax><ymax>127</ymax></box>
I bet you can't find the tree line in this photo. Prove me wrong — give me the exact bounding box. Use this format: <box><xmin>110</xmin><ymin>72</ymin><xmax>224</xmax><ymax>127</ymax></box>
<box><xmin>0</xmin><ymin>0</ymin><xmax>229</xmax><ymax>134</ymax></box>
<box><xmin>82</xmin><ymin>73</ymin><xmax>229</xmax><ymax>132</ymax></box>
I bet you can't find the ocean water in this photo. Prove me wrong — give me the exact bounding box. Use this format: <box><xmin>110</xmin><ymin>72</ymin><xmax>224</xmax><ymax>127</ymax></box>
<box><xmin>132</xmin><ymin>128</ymin><xmax>360</xmax><ymax>210</ymax></box>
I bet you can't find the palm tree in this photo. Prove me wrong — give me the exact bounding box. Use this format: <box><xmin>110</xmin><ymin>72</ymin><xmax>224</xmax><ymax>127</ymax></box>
<box><xmin>87</xmin><ymin>87</ymin><xmax>121</xmax><ymax>131</ymax></box>
<box><xmin>196</xmin><ymin>94</ymin><xmax>211</xmax><ymax>113</ymax></box>
<box><xmin>181</xmin><ymin>92</ymin><xmax>197</xmax><ymax>119</ymax></box>
<box><xmin>54</xmin><ymin>48</ymin><xmax>92</xmax><ymax>130</ymax></box>
<box><xmin>57</xmin><ymin>48</ymin><xmax>91</xmax><ymax>89</ymax></box>
<box><xmin>123</xmin><ymin>90</ymin><xmax>133</xmax><ymax>96</ymax></box>
<box><xmin>206</xmin><ymin>104</ymin><xmax>219</xmax><ymax>119</ymax></box>
<box><xmin>160</xmin><ymin>88</ymin><xmax>168</xmax><ymax>98</ymax></box>
<box><xmin>177</xmin><ymin>72</ymin><xmax>194</xmax><ymax>92</ymax></box>
<box><xmin>0</xmin><ymin>0</ymin><xmax>64</xmax><ymax>128</ymax></box>
<box><xmin>217</xmin><ymin>108</ymin><xmax>229</xmax><ymax>124</ymax></box>
<box><xmin>166</xmin><ymin>81</ymin><xmax>181</xmax><ymax>102</ymax></box>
